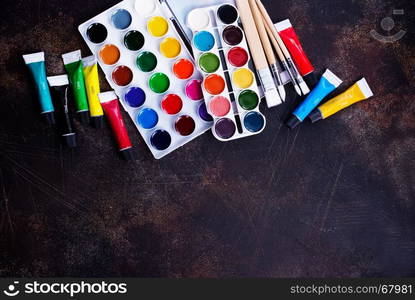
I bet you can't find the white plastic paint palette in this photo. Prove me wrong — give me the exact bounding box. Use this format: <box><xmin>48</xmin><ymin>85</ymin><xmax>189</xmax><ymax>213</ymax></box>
<box><xmin>78</xmin><ymin>0</ymin><xmax>213</xmax><ymax>159</ymax></box>
<box><xmin>187</xmin><ymin>4</ymin><xmax>266</xmax><ymax>142</ymax></box>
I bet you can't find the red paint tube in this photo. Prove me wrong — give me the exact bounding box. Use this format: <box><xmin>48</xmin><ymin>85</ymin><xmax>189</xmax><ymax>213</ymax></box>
<box><xmin>275</xmin><ymin>19</ymin><xmax>314</xmax><ymax>76</ymax></box>
<box><xmin>98</xmin><ymin>91</ymin><xmax>133</xmax><ymax>160</ymax></box>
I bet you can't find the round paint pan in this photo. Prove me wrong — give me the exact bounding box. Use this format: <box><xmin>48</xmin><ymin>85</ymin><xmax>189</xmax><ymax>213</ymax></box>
<box><xmin>232</xmin><ymin>68</ymin><xmax>254</xmax><ymax>89</ymax></box>
<box><xmin>111</xmin><ymin>65</ymin><xmax>133</xmax><ymax>87</ymax></box>
<box><xmin>99</xmin><ymin>44</ymin><xmax>120</xmax><ymax>65</ymax></box>
<box><xmin>160</xmin><ymin>37</ymin><xmax>181</xmax><ymax>59</ymax></box>
<box><xmin>134</xmin><ymin>0</ymin><xmax>156</xmax><ymax>16</ymax></box>
<box><xmin>204</xmin><ymin>74</ymin><xmax>225</xmax><ymax>95</ymax></box>
<box><xmin>161</xmin><ymin>94</ymin><xmax>183</xmax><ymax>115</ymax></box>
<box><xmin>173</xmin><ymin>58</ymin><xmax>194</xmax><ymax>80</ymax></box>
<box><xmin>193</xmin><ymin>31</ymin><xmax>215</xmax><ymax>52</ymax></box>
<box><xmin>214</xmin><ymin>118</ymin><xmax>236</xmax><ymax>140</ymax></box>
<box><xmin>147</xmin><ymin>16</ymin><xmax>169</xmax><ymax>37</ymax></box>
<box><xmin>175</xmin><ymin>115</ymin><xmax>196</xmax><ymax>136</ymax></box>
<box><xmin>124</xmin><ymin>86</ymin><xmax>146</xmax><ymax>108</ymax></box>
<box><xmin>187</xmin><ymin>9</ymin><xmax>211</xmax><ymax>31</ymax></box>
<box><xmin>217</xmin><ymin>4</ymin><xmax>239</xmax><ymax>25</ymax></box>
<box><xmin>198</xmin><ymin>52</ymin><xmax>220</xmax><ymax>73</ymax></box>
<box><xmin>227</xmin><ymin>47</ymin><xmax>249</xmax><ymax>67</ymax></box>
<box><xmin>136</xmin><ymin>107</ymin><xmax>159</xmax><ymax>129</ymax></box>
<box><xmin>136</xmin><ymin>51</ymin><xmax>157</xmax><ymax>72</ymax></box>
<box><xmin>198</xmin><ymin>102</ymin><xmax>214</xmax><ymax>122</ymax></box>
<box><xmin>150</xmin><ymin>129</ymin><xmax>172</xmax><ymax>151</ymax></box>
<box><xmin>222</xmin><ymin>25</ymin><xmax>243</xmax><ymax>46</ymax></box>
<box><xmin>185</xmin><ymin>79</ymin><xmax>203</xmax><ymax>101</ymax></box>
<box><xmin>124</xmin><ymin>30</ymin><xmax>145</xmax><ymax>51</ymax></box>
<box><xmin>86</xmin><ymin>23</ymin><xmax>108</xmax><ymax>44</ymax></box>
<box><xmin>111</xmin><ymin>9</ymin><xmax>132</xmax><ymax>30</ymax></box>
<box><xmin>149</xmin><ymin>73</ymin><xmax>170</xmax><ymax>94</ymax></box>
<box><xmin>238</xmin><ymin>90</ymin><xmax>259</xmax><ymax>111</ymax></box>
<box><xmin>243</xmin><ymin>111</ymin><xmax>265</xmax><ymax>133</ymax></box>
<box><xmin>209</xmin><ymin>96</ymin><xmax>231</xmax><ymax>117</ymax></box>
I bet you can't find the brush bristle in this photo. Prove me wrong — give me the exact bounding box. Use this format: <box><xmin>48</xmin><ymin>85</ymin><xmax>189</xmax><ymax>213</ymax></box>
<box><xmin>299</xmin><ymin>81</ymin><xmax>310</xmax><ymax>95</ymax></box>
<box><xmin>264</xmin><ymin>89</ymin><xmax>282</xmax><ymax>107</ymax></box>
<box><xmin>294</xmin><ymin>84</ymin><xmax>302</xmax><ymax>96</ymax></box>
<box><xmin>277</xmin><ymin>85</ymin><xmax>286</xmax><ymax>102</ymax></box>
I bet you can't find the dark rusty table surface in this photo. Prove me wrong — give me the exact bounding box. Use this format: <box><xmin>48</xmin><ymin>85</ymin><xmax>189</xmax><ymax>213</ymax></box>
<box><xmin>0</xmin><ymin>0</ymin><xmax>414</xmax><ymax>277</ymax></box>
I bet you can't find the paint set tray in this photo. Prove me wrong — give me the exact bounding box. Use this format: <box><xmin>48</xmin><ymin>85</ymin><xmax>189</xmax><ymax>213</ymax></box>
<box><xmin>78</xmin><ymin>0</ymin><xmax>213</xmax><ymax>159</ymax></box>
<box><xmin>187</xmin><ymin>4</ymin><xmax>266</xmax><ymax>141</ymax></box>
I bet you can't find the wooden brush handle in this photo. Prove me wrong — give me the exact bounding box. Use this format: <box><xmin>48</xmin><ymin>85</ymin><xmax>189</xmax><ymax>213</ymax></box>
<box><xmin>256</xmin><ymin>0</ymin><xmax>291</xmax><ymax>59</ymax></box>
<box><xmin>235</xmin><ymin>0</ymin><xmax>268</xmax><ymax>70</ymax></box>
<box><xmin>263</xmin><ymin>16</ymin><xmax>285</xmax><ymax>62</ymax></box>
<box><xmin>248</xmin><ymin>0</ymin><xmax>276</xmax><ymax>65</ymax></box>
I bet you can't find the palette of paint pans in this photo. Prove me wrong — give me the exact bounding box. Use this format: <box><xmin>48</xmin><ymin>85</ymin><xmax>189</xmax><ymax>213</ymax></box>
<box><xmin>78</xmin><ymin>0</ymin><xmax>213</xmax><ymax>159</ymax></box>
<box><xmin>187</xmin><ymin>4</ymin><xmax>266</xmax><ymax>142</ymax></box>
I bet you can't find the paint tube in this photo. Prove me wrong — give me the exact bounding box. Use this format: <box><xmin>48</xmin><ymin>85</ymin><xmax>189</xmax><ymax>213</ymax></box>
<box><xmin>23</xmin><ymin>52</ymin><xmax>55</xmax><ymax>124</ymax></box>
<box><xmin>309</xmin><ymin>78</ymin><xmax>374</xmax><ymax>123</ymax></box>
<box><xmin>287</xmin><ymin>69</ymin><xmax>342</xmax><ymax>129</ymax></box>
<box><xmin>275</xmin><ymin>19</ymin><xmax>314</xmax><ymax>77</ymax></box>
<box><xmin>62</xmin><ymin>50</ymin><xmax>90</xmax><ymax>124</ymax></box>
<box><xmin>47</xmin><ymin>75</ymin><xmax>77</xmax><ymax>148</ymax></box>
<box><xmin>99</xmin><ymin>91</ymin><xmax>133</xmax><ymax>160</ymax></box>
<box><xmin>82</xmin><ymin>55</ymin><xmax>104</xmax><ymax>128</ymax></box>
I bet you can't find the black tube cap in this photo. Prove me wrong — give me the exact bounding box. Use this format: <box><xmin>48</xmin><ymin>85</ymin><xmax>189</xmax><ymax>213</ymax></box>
<box><xmin>120</xmin><ymin>147</ymin><xmax>133</xmax><ymax>161</ymax></box>
<box><xmin>91</xmin><ymin>116</ymin><xmax>104</xmax><ymax>129</ymax></box>
<box><xmin>304</xmin><ymin>72</ymin><xmax>318</xmax><ymax>87</ymax></box>
<box><xmin>78</xmin><ymin>111</ymin><xmax>90</xmax><ymax>125</ymax></box>
<box><xmin>309</xmin><ymin>110</ymin><xmax>323</xmax><ymax>123</ymax></box>
<box><xmin>286</xmin><ymin>115</ymin><xmax>302</xmax><ymax>129</ymax></box>
<box><xmin>63</xmin><ymin>133</ymin><xmax>77</xmax><ymax>148</ymax></box>
<box><xmin>43</xmin><ymin>112</ymin><xmax>56</xmax><ymax>125</ymax></box>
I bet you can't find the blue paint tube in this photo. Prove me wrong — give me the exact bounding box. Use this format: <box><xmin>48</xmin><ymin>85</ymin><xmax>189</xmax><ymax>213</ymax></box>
<box><xmin>286</xmin><ymin>69</ymin><xmax>342</xmax><ymax>129</ymax></box>
<box><xmin>23</xmin><ymin>52</ymin><xmax>55</xmax><ymax>124</ymax></box>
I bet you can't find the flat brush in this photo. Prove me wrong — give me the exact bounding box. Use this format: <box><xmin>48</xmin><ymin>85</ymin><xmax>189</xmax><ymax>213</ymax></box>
<box><xmin>262</xmin><ymin>18</ymin><xmax>301</xmax><ymax>96</ymax></box>
<box><xmin>256</xmin><ymin>0</ymin><xmax>309</xmax><ymax>96</ymax></box>
<box><xmin>235</xmin><ymin>0</ymin><xmax>281</xmax><ymax>108</ymax></box>
<box><xmin>248</xmin><ymin>0</ymin><xmax>285</xmax><ymax>102</ymax></box>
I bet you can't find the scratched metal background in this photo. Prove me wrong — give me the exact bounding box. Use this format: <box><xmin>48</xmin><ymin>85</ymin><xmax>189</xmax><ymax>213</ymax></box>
<box><xmin>0</xmin><ymin>0</ymin><xmax>414</xmax><ymax>277</ymax></box>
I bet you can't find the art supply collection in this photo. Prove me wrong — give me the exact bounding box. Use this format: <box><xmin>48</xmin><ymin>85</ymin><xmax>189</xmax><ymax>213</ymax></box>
<box><xmin>23</xmin><ymin>0</ymin><xmax>375</xmax><ymax>160</ymax></box>
<box><xmin>78</xmin><ymin>0</ymin><xmax>212</xmax><ymax>158</ymax></box>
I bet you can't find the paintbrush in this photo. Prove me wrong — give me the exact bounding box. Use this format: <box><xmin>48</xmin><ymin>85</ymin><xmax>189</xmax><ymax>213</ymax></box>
<box><xmin>256</xmin><ymin>0</ymin><xmax>309</xmax><ymax>96</ymax></box>
<box><xmin>235</xmin><ymin>0</ymin><xmax>281</xmax><ymax>108</ymax></box>
<box><xmin>262</xmin><ymin>20</ymin><xmax>300</xmax><ymax>95</ymax></box>
<box><xmin>159</xmin><ymin>0</ymin><xmax>194</xmax><ymax>58</ymax></box>
<box><xmin>248</xmin><ymin>0</ymin><xmax>285</xmax><ymax>102</ymax></box>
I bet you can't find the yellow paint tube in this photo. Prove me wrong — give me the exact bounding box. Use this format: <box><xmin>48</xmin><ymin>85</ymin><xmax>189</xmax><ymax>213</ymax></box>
<box><xmin>309</xmin><ymin>78</ymin><xmax>374</xmax><ymax>123</ymax></box>
<box><xmin>82</xmin><ymin>55</ymin><xmax>104</xmax><ymax>128</ymax></box>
